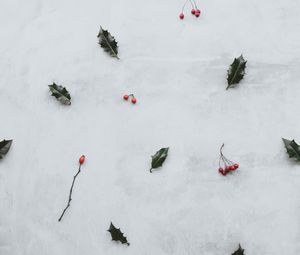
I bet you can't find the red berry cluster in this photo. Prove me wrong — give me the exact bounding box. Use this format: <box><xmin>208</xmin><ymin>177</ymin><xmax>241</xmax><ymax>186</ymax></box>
<box><xmin>218</xmin><ymin>144</ymin><xmax>239</xmax><ymax>176</ymax></box>
<box><xmin>179</xmin><ymin>0</ymin><xmax>201</xmax><ymax>20</ymax></box>
<box><xmin>123</xmin><ymin>94</ymin><xmax>137</xmax><ymax>104</ymax></box>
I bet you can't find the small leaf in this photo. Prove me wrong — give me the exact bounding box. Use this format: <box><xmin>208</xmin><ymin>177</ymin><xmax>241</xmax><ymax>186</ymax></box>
<box><xmin>48</xmin><ymin>83</ymin><xmax>71</xmax><ymax>105</ymax></box>
<box><xmin>232</xmin><ymin>244</ymin><xmax>245</xmax><ymax>255</ymax></box>
<box><xmin>227</xmin><ymin>55</ymin><xmax>247</xmax><ymax>89</ymax></box>
<box><xmin>107</xmin><ymin>222</ymin><xmax>129</xmax><ymax>246</ymax></box>
<box><xmin>282</xmin><ymin>138</ymin><xmax>300</xmax><ymax>161</ymax></box>
<box><xmin>0</xmin><ymin>139</ymin><xmax>13</xmax><ymax>159</ymax></box>
<box><xmin>97</xmin><ymin>26</ymin><xmax>119</xmax><ymax>59</ymax></box>
<box><xmin>150</xmin><ymin>147</ymin><xmax>169</xmax><ymax>173</ymax></box>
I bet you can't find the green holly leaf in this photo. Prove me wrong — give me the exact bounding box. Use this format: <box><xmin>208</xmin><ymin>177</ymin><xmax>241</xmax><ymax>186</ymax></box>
<box><xmin>0</xmin><ymin>139</ymin><xmax>13</xmax><ymax>159</ymax></box>
<box><xmin>97</xmin><ymin>26</ymin><xmax>119</xmax><ymax>59</ymax></box>
<box><xmin>282</xmin><ymin>138</ymin><xmax>300</xmax><ymax>161</ymax></box>
<box><xmin>227</xmin><ymin>55</ymin><xmax>247</xmax><ymax>89</ymax></box>
<box><xmin>150</xmin><ymin>147</ymin><xmax>169</xmax><ymax>173</ymax></box>
<box><xmin>232</xmin><ymin>244</ymin><xmax>245</xmax><ymax>255</ymax></box>
<box><xmin>48</xmin><ymin>83</ymin><xmax>71</xmax><ymax>105</ymax></box>
<box><xmin>107</xmin><ymin>222</ymin><xmax>129</xmax><ymax>246</ymax></box>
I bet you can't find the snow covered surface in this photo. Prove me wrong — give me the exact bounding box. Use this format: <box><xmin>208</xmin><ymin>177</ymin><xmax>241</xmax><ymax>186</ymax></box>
<box><xmin>1</xmin><ymin>0</ymin><xmax>300</xmax><ymax>254</ymax></box>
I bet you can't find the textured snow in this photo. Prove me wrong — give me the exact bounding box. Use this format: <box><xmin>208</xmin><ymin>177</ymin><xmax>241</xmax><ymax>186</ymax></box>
<box><xmin>1</xmin><ymin>0</ymin><xmax>300</xmax><ymax>254</ymax></box>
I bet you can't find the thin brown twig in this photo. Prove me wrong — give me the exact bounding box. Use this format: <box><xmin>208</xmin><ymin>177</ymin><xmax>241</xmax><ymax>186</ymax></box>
<box><xmin>58</xmin><ymin>164</ymin><xmax>81</xmax><ymax>222</ymax></box>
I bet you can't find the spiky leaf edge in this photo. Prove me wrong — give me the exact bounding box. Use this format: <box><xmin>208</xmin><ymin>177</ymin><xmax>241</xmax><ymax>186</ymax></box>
<box><xmin>107</xmin><ymin>222</ymin><xmax>130</xmax><ymax>246</ymax></box>
<box><xmin>97</xmin><ymin>26</ymin><xmax>119</xmax><ymax>59</ymax></box>
<box><xmin>232</xmin><ymin>244</ymin><xmax>245</xmax><ymax>255</ymax></box>
<box><xmin>48</xmin><ymin>83</ymin><xmax>71</xmax><ymax>105</ymax></box>
<box><xmin>282</xmin><ymin>138</ymin><xmax>300</xmax><ymax>161</ymax></box>
<box><xmin>226</xmin><ymin>55</ymin><xmax>247</xmax><ymax>90</ymax></box>
<box><xmin>150</xmin><ymin>147</ymin><xmax>169</xmax><ymax>173</ymax></box>
<box><xmin>0</xmin><ymin>139</ymin><xmax>13</xmax><ymax>159</ymax></box>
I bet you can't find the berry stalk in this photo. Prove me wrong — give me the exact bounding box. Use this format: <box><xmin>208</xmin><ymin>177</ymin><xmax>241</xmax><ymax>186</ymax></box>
<box><xmin>123</xmin><ymin>94</ymin><xmax>137</xmax><ymax>104</ymax></box>
<box><xmin>181</xmin><ymin>0</ymin><xmax>189</xmax><ymax>13</ymax></box>
<box><xmin>58</xmin><ymin>155</ymin><xmax>85</xmax><ymax>222</ymax></box>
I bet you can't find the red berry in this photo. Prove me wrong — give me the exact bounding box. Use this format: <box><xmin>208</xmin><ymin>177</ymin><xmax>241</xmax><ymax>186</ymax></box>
<box><xmin>79</xmin><ymin>155</ymin><xmax>85</xmax><ymax>165</ymax></box>
<box><xmin>195</xmin><ymin>9</ymin><xmax>201</xmax><ymax>17</ymax></box>
<box><xmin>230</xmin><ymin>165</ymin><xmax>235</xmax><ymax>171</ymax></box>
<box><xmin>219</xmin><ymin>168</ymin><xmax>226</xmax><ymax>176</ymax></box>
<box><xmin>123</xmin><ymin>95</ymin><xmax>129</xmax><ymax>100</ymax></box>
<box><xmin>191</xmin><ymin>9</ymin><xmax>196</xmax><ymax>15</ymax></box>
<box><xmin>234</xmin><ymin>164</ymin><xmax>239</xmax><ymax>169</ymax></box>
<box><xmin>179</xmin><ymin>13</ymin><xmax>184</xmax><ymax>20</ymax></box>
<box><xmin>225</xmin><ymin>166</ymin><xmax>231</xmax><ymax>172</ymax></box>
<box><xmin>131</xmin><ymin>97</ymin><xmax>137</xmax><ymax>104</ymax></box>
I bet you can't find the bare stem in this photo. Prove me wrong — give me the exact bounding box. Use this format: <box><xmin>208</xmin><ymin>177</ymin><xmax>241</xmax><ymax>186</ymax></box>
<box><xmin>219</xmin><ymin>143</ymin><xmax>235</xmax><ymax>167</ymax></box>
<box><xmin>181</xmin><ymin>0</ymin><xmax>189</xmax><ymax>12</ymax></box>
<box><xmin>58</xmin><ymin>165</ymin><xmax>81</xmax><ymax>222</ymax></box>
<box><xmin>192</xmin><ymin>0</ymin><xmax>198</xmax><ymax>9</ymax></box>
<box><xmin>220</xmin><ymin>143</ymin><xmax>225</xmax><ymax>155</ymax></box>
<box><xmin>188</xmin><ymin>0</ymin><xmax>195</xmax><ymax>9</ymax></box>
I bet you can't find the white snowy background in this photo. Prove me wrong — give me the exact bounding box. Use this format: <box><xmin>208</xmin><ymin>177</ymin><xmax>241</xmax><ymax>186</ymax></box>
<box><xmin>1</xmin><ymin>0</ymin><xmax>300</xmax><ymax>254</ymax></box>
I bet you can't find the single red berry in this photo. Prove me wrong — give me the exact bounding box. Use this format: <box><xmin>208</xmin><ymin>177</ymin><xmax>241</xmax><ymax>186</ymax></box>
<box><xmin>79</xmin><ymin>155</ymin><xmax>85</xmax><ymax>165</ymax></box>
<box><xmin>191</xmin><ymin>9</ymin><xmax>196</xmax><ymax>15</ymax></box>
<box><xmin>131</xmin><ymin>97</ymin><xmax>137</xmax><ymax>104</ymax></box>
<box><xmin>195</xmin><ymin>9</ymin><xmax>201</xmax><ymax>17</ymax></box>
<box><xmin>234</xmin><ymin>164</ymin><xmax>239</xmax><ymax>169</ymax></box>
<box><xmin>123</xmin><ymin>94</ymin><xmax>129</xmax><ymax>100</ymax></box>
<box><xmin>230</xmin><ymin>165</ymin><xmax>235</xmax><ymax>171</ymax></box>
<box><xmin>179</xmin><ymin>13</ymin><xmax>184</xmax><ymax>20</ymax></box>
<box><xmin>225</xmin><ymin>166</ymin><xmax>231</xmax><ymax>172</ymax></box>
<box><xmin>219</xmin><ymin>168</ymin><xmax>226</xmax><ymax>176</ymax></box>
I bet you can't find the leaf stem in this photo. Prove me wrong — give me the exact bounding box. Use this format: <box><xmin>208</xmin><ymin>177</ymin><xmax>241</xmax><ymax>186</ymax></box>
<box><xmin>58</xmin><ymin>164</ymin><xmax>81</xmax><ymax>222</ymax></box>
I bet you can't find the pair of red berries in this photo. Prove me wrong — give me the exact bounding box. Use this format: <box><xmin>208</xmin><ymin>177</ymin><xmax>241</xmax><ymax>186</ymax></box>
<box><xmin>219</xmin><ymin>164</ymin><xmax>239</xmax><ymax>176</ymax></box>
<box><xmin>123</xmin><ymin>94</ymin><xmax>137</xmax><ymax>104</ymax></box>
<box><xmin>192</xmin><ymin>8</ymin><xmax>201</xmax><ymax>17</ymax></box>
<box><xmin>179</xmin><ymin>9</ymin><xmax>201</xmax><ymax>19</ymax></box>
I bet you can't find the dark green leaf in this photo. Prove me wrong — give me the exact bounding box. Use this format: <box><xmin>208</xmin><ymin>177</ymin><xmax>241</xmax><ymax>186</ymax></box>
<box><xmin>48</xmin><ymin>83</ymin><xmax>71</xmax><ymax>105</ymax></box>
<box><xmin>232</xmin><ymin>244</ymin><xmax>245</xmax><ymax>255</ymax></box>
<box><xmin>97</xmin><ymin>26</ymin><xmax>119</xmax><ymax>59</ymax></box>
<box><xmin>150</xmin><ymin>147</ymin><xmax>169</xmax><ymax>173</ymax></box>
<box><xmin>0</xmin><ymin>139</ymin><xmax>12</xmax><ymax>159</ymax></box>
<box><xmin>282</xmin><ymin>138</ymin><xmax>300</xmax><ymax>161</ymax></box>
<box><xmin>227</xmin><ymin>55</ymin><xmax>247</xmax><ymax>89</ymax></box>
<box><xmin>107</xmin><ymin>222</ymin><xmax>129</xmax><ymax>246</ymax></box>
